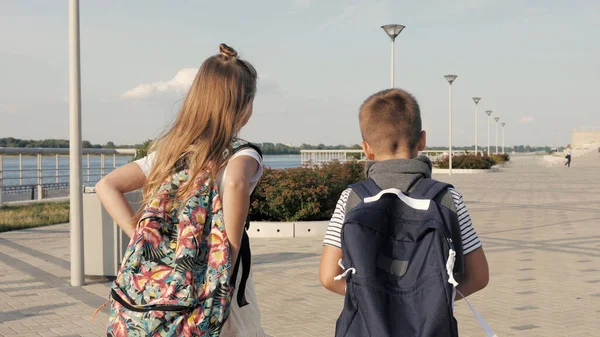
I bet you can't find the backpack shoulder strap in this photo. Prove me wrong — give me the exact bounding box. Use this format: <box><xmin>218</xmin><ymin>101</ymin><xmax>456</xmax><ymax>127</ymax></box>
<box><xmin>233</xmin><ymin>141</ymin><xmax>263</xmax><ymax>158</ymax></box>
<box><xmin>349</xmin><ymin>178</ymin><xmax>381</xmax><ymax>200</ymax></box>
<box><xmin>409</xmin><ymin>178</ymin><xmax>453</xmax><ymax>200</ymax></box>
<box><xmin>411</xmin><ymin>178</ymin><xmax>464</xmax><ymax>275</ymax></box>
<box><xmin>227</xmin><ymin>140</ymin><xmax>261</xmax><ymax>308</ymax></box>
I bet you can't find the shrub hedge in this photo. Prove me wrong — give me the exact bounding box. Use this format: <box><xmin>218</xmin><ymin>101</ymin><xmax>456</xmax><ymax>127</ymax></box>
<box><xmin>490</xmin><ymin>153</ymin><xmax>510</xmax><ymax>164</ymax></box>
<box><xmin>249</xmin><ymin>161</ymin><xmax>365</xmax><ymax>222</ymax></box>
<box><xmin>434</xmin><ymin>153</ymin><xmax>510</xmax><ymax>169</ymax></box>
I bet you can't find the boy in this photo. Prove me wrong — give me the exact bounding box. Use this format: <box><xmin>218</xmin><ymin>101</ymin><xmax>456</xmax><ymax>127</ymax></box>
<box><xmin>319</xmin><ymin>88</ymin><xmax>489</xmax><ymax>329</ymax></box>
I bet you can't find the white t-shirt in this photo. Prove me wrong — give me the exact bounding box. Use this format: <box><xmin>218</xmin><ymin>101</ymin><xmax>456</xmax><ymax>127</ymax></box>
<box><xmin>134</xmin><ymin>148</ymin><xmax>265</xmax><ymax>337</ymax></box>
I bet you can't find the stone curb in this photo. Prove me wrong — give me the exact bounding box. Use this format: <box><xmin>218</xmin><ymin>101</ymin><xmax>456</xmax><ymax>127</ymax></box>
<box><xmin>247</xmin><ymin>221</ymin><xmax>329</xmax><ymax>238</ymax></box>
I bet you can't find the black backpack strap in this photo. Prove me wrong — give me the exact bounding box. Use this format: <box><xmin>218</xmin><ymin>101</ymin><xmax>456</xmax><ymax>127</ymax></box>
<box><xmin>409</xmin><ymin>178</ymin><xmax>453</xmax><ymax>200</ymax></box>
<box><xmin>349</xmin><ymin>178</ymin><xmax>381</xmax><ymax>200</ymax></box>
<box><xmin>410</xmin><ymin>178</ymin><xmax>464</xmax><ymax>274</ymax></box>
<box><xmin>229</xmin><ymin>217</ymin><xmax>251</xmax><ymax>307</ymax></box>
<box><xmin>232</xmin><ymin>142</ymin><xmax>263</xmax><ymax>159</ymax></box>
<box><xmin>227</xmin><ymin>141</ymin><xmax>260</xmax><ymax>308</ymax></box>
<box><xmin>230</xmin><ymin>231</ymin><xmax>251</xmax><ymax>307</ymax></box>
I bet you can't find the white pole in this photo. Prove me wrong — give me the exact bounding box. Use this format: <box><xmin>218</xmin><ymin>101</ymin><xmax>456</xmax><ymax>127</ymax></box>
<box><xmin>448</xmin><ymin>83</ymin><xmax>452</xmax><ymax>176</ymax></box>
<box><xmin>475</xmin><ymin>103</ymin><xmax>478</xmax><ymax>155</ymax></box>
<box><xmin>495</xmin><ymin>121</ymin><xmax>499</xmax><ymax>154</ymax></box>
<box><xmin>487</xmin><ymin>115</ymin><xmax>491</xmax><ymax>155</ymax></box>
<box><xmin>502</xmin><ymin>125</ymin><xmax>505</xmax><ymax>153</ymax></box>
<box><xmin>390</xmin><ymin>39</ymin><xmax>395</xmax><ymax>88</ymax></box>
<box><xmin>69</xmin><ymin>0</ymin><xmax>84</xmax><ymax>287</ymax></box>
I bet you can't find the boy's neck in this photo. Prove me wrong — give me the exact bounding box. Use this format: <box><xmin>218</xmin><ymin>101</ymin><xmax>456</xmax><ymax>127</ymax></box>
<box><xmin>373</xmin><ymin>150</ymin><xmax>419</xmax><ymax>161</ymax></box>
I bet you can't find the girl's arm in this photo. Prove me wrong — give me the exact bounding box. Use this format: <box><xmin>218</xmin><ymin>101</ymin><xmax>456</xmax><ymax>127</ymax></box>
<box><xmin>95</xmin><ymin>162</ymin><xmax>147</xmax><ymax>238</ymax></box>
<box><xmin>222</xmin><ymin>155</ymin><xmax>259</xmax><ymax>265</ymax></box>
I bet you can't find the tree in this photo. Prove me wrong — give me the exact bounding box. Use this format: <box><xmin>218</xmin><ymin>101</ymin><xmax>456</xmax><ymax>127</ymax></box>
<box><xmin>133</xmin><ymin>139</ymin><xmax>153</xmax><ymax>161</ymax></box>
<box><xmin>105</xmin><ymin>141</ymin><xmax>116</xmax><ymax>149</ymax></box>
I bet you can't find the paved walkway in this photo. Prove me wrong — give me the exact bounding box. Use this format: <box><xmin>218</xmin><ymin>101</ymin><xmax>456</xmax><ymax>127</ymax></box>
<box><xmin>1</xmin><ymin>153</ymin><xmax>599</xmax><ymax>336</ymax></box>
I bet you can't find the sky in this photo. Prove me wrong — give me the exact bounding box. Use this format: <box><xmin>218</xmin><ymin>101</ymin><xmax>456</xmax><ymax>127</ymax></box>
<box><xmin>0</xmin><ymin>0</ymin><xmax>598</xmax><ymax>147</ymax></box>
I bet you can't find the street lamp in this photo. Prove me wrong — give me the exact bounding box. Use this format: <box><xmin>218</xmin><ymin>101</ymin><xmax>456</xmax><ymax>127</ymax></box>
<box><xmin>381</xmin><ymin>24</ymin><xmax>405</xmax><ymax>88</ymax></box>
<box><xmin>501</xmin><ymin>122</ymin><xmax>506</xmax><ymax>154</ymax></box>
<box><xmin>472</xmin><ymin>97</ymin><xmax>481</xmax><ymax>155</ymax></box>
<box><xmin>494</xmin><ymin>117</ymin><xmax>500</xmax><ymax>154</ymax></box>
<box><xmin>444</xmin><ymin>75</ymin><xmax>457</xmax><ymax>176</ymax></box>
<box><xmin>69</xmin><ymin>0</ymin><xmax>84</xmax><ymax>287</ymax></box>
<box><xmin>486</xmin><ymin>110</ymin><xmax>493</xmax><ymax>155</ymax></box>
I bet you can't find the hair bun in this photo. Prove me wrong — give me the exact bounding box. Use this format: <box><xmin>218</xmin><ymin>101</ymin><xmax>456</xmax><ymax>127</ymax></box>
<box><xmin>219</xmin><ymin>43</ymin><xmax>238</xmax><ymax>58</ymax></box>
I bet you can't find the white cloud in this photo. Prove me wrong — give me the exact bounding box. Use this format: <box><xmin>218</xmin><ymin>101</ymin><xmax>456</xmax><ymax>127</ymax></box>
<box><xmin>122</xmin><ymin>68</ymin><xmax>198</xmax><ymax>99</ymax></box>
<box><xmin>122</xmin><ymin>69</ymin><xmax>283</xmax><ymax>100</ymax></box>
<box><xmin>520</xmin><ymin>116</ymin><xmax>534</xmax><ymax>124</ymax></box>
<box><xmin>257</xmin><ymin>73</ymin><xmax>285</xmax><ymax>95</ymax></box>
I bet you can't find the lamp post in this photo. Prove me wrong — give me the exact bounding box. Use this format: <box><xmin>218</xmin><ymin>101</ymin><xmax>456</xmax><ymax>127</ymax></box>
<box><xmin>69</xmin><ymin>0</ymin><xmax>84</xmax><ymax>287</ymax></box>
<box><xmin>486</xmin><ymin>110</ymin><xmax>493</xmax><ymax>155</ymax></box>
<box><xmin>472</xmin><ymin>97</ymin><xmax>481</xmax><ymax>155</ymax></box>
<box><xmin>444</xmin><ymin>75</ymin><xmax>457</xmax><ymax>176</ymax></box>
<box><xmin>501</xmin><ymin>122</ymin><xmax>506</xmax><ymax>154</ymax></box>
<box><xmin>494</xmin><ymin>117</ymin><xmax>500</xmax><ymax>154</ymax></box>
<box><xmin>381</xmin><ymin>24</ymin><xmax>405</xmax><ymax>88</ymax></box>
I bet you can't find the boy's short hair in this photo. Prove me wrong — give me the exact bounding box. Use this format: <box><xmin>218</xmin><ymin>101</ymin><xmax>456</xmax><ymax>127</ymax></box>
<box><xmin>359</xmin><ymin>88</ymin><xmax>422</xmax><ymax>154</ymax></box>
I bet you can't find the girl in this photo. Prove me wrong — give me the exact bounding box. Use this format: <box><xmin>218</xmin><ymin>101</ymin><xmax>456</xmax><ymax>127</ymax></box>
<box><xmin>95</xmin><ymin>43</ymin><xmax>265</xmax><ymax>337</ymax></box>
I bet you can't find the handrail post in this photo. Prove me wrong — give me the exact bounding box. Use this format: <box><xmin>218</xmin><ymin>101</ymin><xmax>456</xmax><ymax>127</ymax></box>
<box><xmin>37</xmin><ymin>154</ymin><xmax>43</xmax><ymax>200</ymax></box>
<box><xmin>56</xmin><ymin>154</ymin><xmax>60</xmax><ymax>183</ymax></box>
<box><xmin>100</xmin><ymin>154</ymin><xmax>105</xmax><ymax>178</ymax></box>
<box><xmin>0</xmin><ymin>154</ymin><xmax>3</xmax><ymax>206</ymax></box>
<box><xmin>19</xmin><ymin>153</ymin><xmax>23</xmax><ymax>185</ymax></box>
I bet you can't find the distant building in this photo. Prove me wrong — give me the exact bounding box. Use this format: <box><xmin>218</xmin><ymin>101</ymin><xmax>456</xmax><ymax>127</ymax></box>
<box><xmin>572</xmin><ymin>128</ymin><xmax>600</xmax><ymax>149</ymax></box>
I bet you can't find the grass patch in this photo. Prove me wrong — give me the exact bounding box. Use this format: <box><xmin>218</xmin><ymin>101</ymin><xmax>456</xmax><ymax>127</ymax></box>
<box><xmin>0</xmin><ymin>202</ymin><xmax>70</xmax><ymax>233</ymax></box>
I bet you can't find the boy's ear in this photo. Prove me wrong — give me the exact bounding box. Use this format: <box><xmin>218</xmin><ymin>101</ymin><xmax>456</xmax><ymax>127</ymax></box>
<box><xmin>361</xmin><ymin>141</ymin><xmax>375</xmax><ymax>160</ymax></box>
<box><xmin>418</xmin><ymin>130</ymin><xmax>427</xmax><ymax>152</ymax></box>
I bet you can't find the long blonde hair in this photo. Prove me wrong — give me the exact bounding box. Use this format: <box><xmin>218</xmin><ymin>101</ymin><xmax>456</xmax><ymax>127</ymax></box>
<box><xmin>143</xmin><ymin>43</ymin><xmax>257</xmax><ymax>204</ymax></box>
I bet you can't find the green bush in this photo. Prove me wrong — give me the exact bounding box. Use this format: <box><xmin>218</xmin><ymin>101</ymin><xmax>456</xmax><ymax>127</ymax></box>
<box><xmin>132</xmin><ymin>139</ymin><xmax>153</xmax><ymax>161</ymax></box>
<box><xmin>435</xmin><ymin>154</ymin><xmax>495</xmax><ymax>169</ymax></box>
<box><xmin>490</xmin><ymin>153</ymin><xmax>510</xmax><ymax>164</ymax></box>
<box><xmin>249</xmin><ymin>161</ymin><xmax>365</xmax><ymax>221</ymax></box>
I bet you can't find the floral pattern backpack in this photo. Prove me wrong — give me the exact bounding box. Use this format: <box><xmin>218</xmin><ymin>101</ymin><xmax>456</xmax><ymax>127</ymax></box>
<box><xmin>103</xmin><ymin>141</ymin><xmax>260</xmax><ymax>337</ymax></box>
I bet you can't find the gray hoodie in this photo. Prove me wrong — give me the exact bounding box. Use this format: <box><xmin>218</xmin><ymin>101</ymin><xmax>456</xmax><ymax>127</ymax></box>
<box><xmin>345</xmin><ymin>155</ymin><xmax>455</xmax><ymax>212</ymax></box>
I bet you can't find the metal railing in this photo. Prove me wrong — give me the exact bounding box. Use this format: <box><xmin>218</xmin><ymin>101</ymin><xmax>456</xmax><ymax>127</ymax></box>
<box><xmin>300</xmin><ymin>150</ymin><xmax>366</xmax><ymax>167</ymax></box>
<box><xmin>0</xmin><ymin>147</ymin><xmax>136</xmax><ymax>205</ymax></box>
<box><xmin>300</xmin><ymin>149</ymin><xmax>447</xmax><ymax>168</ymax></box>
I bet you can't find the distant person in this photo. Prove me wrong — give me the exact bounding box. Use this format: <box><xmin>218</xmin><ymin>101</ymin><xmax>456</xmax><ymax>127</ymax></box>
<box><xmin>95</xmin><ymin>44</ymin><xmax>266</xmax><ymax>337</ymax></box>
<box><xmin>319</xmin><ymin>88</ymin><xmax>490</xmax><ymax>336</ymax></box>
<box><xmin>565</xmin><ymin>144</ymin><xmax>572</xmax><ymax>167</ymax></box>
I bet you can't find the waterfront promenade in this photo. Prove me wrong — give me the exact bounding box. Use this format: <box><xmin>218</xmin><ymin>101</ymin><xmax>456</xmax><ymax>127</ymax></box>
<box><xmin>0</xmin><ymin>153</ymin><xmax>599</xmax><ymax>336</ymax></box>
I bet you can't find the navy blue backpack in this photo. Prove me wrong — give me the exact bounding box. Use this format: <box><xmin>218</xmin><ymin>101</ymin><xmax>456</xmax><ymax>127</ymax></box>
<box><xmin>334</xmin><ymin>178</ymin><xmax>464</xmax><ymax>337</ymax></box>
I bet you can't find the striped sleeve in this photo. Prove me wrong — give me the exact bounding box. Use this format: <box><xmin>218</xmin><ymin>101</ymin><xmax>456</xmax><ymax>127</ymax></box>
<box><xmin>322</xmin><ymin>188</ymin><xmax>352</xmax><ymax>249</ymax></box>
<box><xmin>448</xmin><ymin>188</ymin><xmax>482</xmax><ymax>255</ymax></box>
